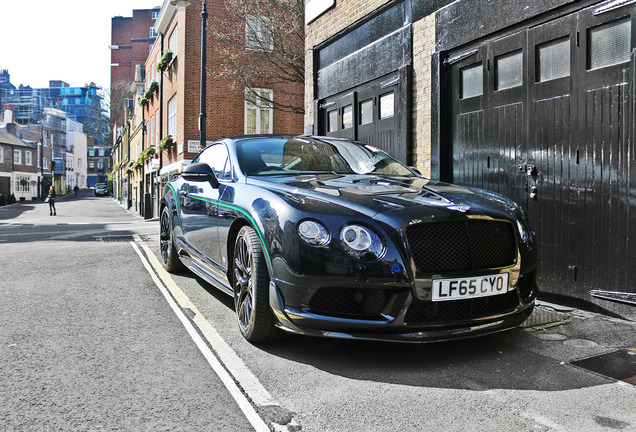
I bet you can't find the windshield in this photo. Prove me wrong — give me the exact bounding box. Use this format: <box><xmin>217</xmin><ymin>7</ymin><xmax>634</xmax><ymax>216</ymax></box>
<box><xmin>237</xmin><ymin>137</ymin><xmax>416</xmax><ymax>177</ymax></box>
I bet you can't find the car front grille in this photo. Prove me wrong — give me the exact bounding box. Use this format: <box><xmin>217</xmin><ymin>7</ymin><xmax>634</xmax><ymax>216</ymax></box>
<box><xmin>307</xmin><ymin>288</ymin><xmax>390</xmax><ymax>318</ymax></box>
<box><xmin>406</xmin><ymin>219</ymin><xmax>516</xmax><ymax>273</ymax></box>
<box><xmin>404</xmin><ymin>290</ymin><xmax>520</xmax><ymax>324</ymax></box>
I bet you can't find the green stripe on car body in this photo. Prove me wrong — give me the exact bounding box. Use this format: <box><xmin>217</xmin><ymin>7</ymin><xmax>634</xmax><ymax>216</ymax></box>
<box><xmin>186</xmin><ymin>194</ymin><xmax>273</xmax><ymax>271</ymax></box>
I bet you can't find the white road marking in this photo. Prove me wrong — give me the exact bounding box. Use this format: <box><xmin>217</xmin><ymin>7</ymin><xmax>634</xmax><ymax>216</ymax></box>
<box><xmin>131</xmin><ymin>240</ymin><xmax>274</xmax><ymax>432</ymax></box>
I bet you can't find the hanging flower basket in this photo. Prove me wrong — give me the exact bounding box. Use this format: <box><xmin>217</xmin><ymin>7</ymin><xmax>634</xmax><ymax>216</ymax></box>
<box><xmin>158</xmin><ymin>135</ymin><xmax>173</xmax><ymax>150</ymax></box>
<box><xmin>157</xmin><ymin>50</ymin><xmax>173</xmax><ymax>71</ymax></box>
<box><xmin>139</xmin><ymin>97</ymin><xmax>149</xmax><ymax>107</ymax></box>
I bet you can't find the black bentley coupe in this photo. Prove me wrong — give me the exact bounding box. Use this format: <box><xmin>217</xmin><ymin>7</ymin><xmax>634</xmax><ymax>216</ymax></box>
<box><xmin>160</xmin><ymin>135</ymin><xmax>538</xmax><ymax>343</ymax></box>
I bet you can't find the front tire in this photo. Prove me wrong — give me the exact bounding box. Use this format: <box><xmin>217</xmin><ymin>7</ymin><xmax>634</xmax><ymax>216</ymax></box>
<box><xmin>160</xmin><ymin>206</ymin><xmax>184</xmax><ymax>272</ymax></box>
<box><xmin>233</xmin><ymin>226</ymin><xmax>278</xmax><ymax>342</ymax></box>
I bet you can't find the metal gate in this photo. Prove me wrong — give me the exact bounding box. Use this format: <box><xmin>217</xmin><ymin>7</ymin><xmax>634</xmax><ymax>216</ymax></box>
<box><xmin>448</xmin><ymin>2</ymin><xmax>636</xmax><ymax>313</ymax></box>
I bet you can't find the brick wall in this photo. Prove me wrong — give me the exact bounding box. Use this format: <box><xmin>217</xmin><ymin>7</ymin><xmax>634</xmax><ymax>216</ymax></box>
<box><xmin>304</xmin><ymin>0</ymin><xmax>392</xmax><ymax>127</ymax></box>
<box><xmin>412</xmin><ymin>14</ymin><xmax>435</xmax><ymax>177</ymax></box>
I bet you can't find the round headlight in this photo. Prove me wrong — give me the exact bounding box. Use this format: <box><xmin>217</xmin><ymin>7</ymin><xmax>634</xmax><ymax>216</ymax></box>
<box><xmin>340</xmin><ymin>224</ymin><xmax>385</xmax><ymax>261</ymax></box>
<box><xmin>298</xmin><ymin>220</ymin><xmax>330</xmax><ymax>246</ymax></box>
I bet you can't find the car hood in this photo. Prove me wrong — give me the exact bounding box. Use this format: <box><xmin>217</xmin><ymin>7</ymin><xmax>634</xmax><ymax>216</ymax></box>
<box><xmin>249</xmin><ymin>174</ymin><xmax>521</xmax><ymax>221</ymax></box>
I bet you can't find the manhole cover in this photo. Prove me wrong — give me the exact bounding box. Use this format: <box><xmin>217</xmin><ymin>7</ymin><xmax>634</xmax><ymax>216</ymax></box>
<box><xmin>571</xmin><ymin>348</ymin><xmax>636</xmax><ymax>385</ymax></box>
<box><xmin>522</xmin><ymin>307</ymin><xmax>569</xmax><ymax>328</ymax></box>
<box><xmin>564</xmin><ymin>339</ymin><xmax>599</xmax><ymax>348</ymax></box>
<box><xmin>534</xmin><ymin>333</ymin><xmax>568</xmax><ymax>341</ymax></box>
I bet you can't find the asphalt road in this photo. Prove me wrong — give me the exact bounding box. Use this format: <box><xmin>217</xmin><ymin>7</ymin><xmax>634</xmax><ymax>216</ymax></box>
<box><xmin>1</xmin><ymin>191</ymin><xmax>635</xmax><ymax>431</ymax></box>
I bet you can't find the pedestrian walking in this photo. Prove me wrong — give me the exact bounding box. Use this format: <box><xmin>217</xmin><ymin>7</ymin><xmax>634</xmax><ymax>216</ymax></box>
<box><xmin>47</xmin><ymin>186</ymin><xmax>56</xmax><ymax>216</ymax></box>
<box><xmin>74</xmin><ymin>185</ymin><xmax>79</xmax><ymax>198</ymax></box>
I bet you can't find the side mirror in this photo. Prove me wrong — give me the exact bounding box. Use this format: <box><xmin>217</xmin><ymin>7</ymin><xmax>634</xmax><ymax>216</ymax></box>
<box><xmin>181</xmin><ymin>163</ymin><xmax>220</xmax><ymax>188</ymax></box>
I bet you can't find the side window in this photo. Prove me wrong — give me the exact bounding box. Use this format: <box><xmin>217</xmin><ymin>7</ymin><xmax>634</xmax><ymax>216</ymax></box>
<box><xmin>197</xmin><ymin>144</ymin><xmax>231</xmax><ymax>180</ymax></box>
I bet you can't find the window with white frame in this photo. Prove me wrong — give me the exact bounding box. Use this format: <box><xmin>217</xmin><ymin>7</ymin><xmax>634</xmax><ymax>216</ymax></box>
<box><xmin>14</xmin><ymin>150</ymin><xmax>21</xmax><ymax>165</ymax></box>
<box><xmin>245</xmin><ymin>16</ymin><xmax>273</xmax><ymax>51</ymax></box>
<box><xmin>0</xmin><ymin>147</ymin><xmax>3</xmax><ymax>163</ymax></box>
<box><xmin>98</xmin><ymin>161</ymin><xmax>104</xmax><ymax>170</ymax></box>
<box><xmin>43</xmin><ymin>157</ymin><xmax>48</xmax><ymax>169</ymax></box>
<box><xmin>25</xmin><ymin>151</ymin><xmax>32</xmax><ymax>166</ymax></box>
<box><xmin>89</xmin><ymin>161</ymin><xmax>94</xmax><ymax>169</ymax></box>
<box><xmin>169</xmin><ymin>26</ymin><xmax>178</xmax><ymax>56</ymax></box>
<box><xmin>245</xmin><ymin>89</ymin><xmax>273</xmax><ymax>134</ymax></box>
<box><xmin>150</xmin><ymin>27</ymin><xmax>158</xmax><ymax>38</ymax></box>
<box><xmin>99</xmin><ymin>148</ymin><xmax>105</xmax><ymax>157</ymax></box>
<box><xmin>152</xmin><ymin>11</ymin><xmax>159</xmax><ymax>19</ymax></box>
<box><xmin>16</xmin><ymin>176</ymin><xmax>30</xmax><ymax>192</ymax></box>
<box><xmin>89</xmin><ymin>148</ymin><xmax>95</xmax><ymax>157</ymax></box>
<box><xmin>168</xmin><ymin>95</ymin><xmax>177</xmax><ymax>141</ymax></box>
<box><xmin>155</xmin><ymin>111</ymin><xmax>160</xmax><ymax>146</ymax></box>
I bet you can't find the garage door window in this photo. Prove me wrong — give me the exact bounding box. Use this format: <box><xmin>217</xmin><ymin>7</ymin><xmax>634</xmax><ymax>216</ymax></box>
<box><xmin>342</xmin><ymin>105</ymin><xmax>353</xmax><ymax>129</ymax></box>
<box><xmin>460</xmin><ymin>63</ymin><xmax>483</xmax><ymax>99</ymax></box>
<box><xmin>588</xmin><ymin>17</ymin><xmax>631</xmax><ymax>70</ymax></box>
<box><xmin>380</xmin><ymin>92</ymin><xmax>394</xmax><ymax>119</ymax></box>
<box><xmin>327</xmin><ymin>109</ymin><xmax>338</xmax><ymax>132</ymax></box>
<box><xmin>359</xmin><ymin>99</ymin><xmax>373</xmax><ymax>125</ymax></box>
<box><xmin>496</xmin><ymin>50</ymin><xmax>523</xmax><ymax>90</ymax></box>
<box><xmin>537</xmin><ymin>36</ymin><xmax>570</xmax><ymax>82</ymax></box>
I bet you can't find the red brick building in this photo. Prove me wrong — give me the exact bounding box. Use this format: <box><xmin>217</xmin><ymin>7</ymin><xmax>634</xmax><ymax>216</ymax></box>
<box><xmin>111</xmin><ymin>0</ymin><xmax>304</xmax><ymax>219</ymax></box>
<box><xmin>110</xmin><ymin>7</ymin><xmax>161</xmax><ymax>126</ymax></box>
<box><xmin>152</xmin><ymin>0</ymin><xmax>304</xmax><ymax>179</ymax></box>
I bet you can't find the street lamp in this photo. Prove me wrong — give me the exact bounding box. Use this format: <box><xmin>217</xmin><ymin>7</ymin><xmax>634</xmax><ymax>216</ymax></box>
<box><xmin>171</xmin><ymin>0</ymin><xmax>207</xmax><ymax>150</ymax></box>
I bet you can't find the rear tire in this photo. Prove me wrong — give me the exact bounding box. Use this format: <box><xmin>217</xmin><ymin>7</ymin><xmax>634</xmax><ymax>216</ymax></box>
<box><xmin>233</xmin><ymin>226</ymin><xmax>278</xmax><ymax>342</ymax></box>
<box><xmin>160</xmin><ymin>206</ymin><xmax>184</xmax><ymax>272</ymax></box>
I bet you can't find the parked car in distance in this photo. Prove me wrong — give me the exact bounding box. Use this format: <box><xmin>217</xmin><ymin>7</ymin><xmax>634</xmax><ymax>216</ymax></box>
<box><xmin>94</xmin><ymin>183</ymin><xmax>108</xmax><ymax>196</ymax></box>
<box><xmin>160</xmin><ymin>135</ymin><xmax>538</xmax><ymax>343</ymax></box>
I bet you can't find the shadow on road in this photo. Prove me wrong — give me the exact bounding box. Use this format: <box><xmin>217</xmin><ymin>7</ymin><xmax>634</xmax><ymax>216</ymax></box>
<box><xmin>180</xmin><ymin>269</ymin><xmax>611</xmax><ymax>392</ymax></box>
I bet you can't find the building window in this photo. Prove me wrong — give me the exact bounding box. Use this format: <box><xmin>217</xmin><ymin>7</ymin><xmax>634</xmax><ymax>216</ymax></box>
<box><xmin>152</xmin><ymin>11</ymin><xmax>159</xmax><ymax>19</ymax></box>
<box><xmin>150</xmin><ymin>27</ymin><xmax>158</xmax><ymax>38</ymax></box>
<box><xmin>537</xmin><ymin>37</ymin><xmax>570</xmax><ymax>82</ymax></box>
<box><xmin>359</xmin><ymin>99</ymin><xmax>373</xmax><ymax>125</ymax></box>
<box><xmin>327</xmin><ymin>110</ymin><xmax>338</xmax><ymax>132</ymax></box>
<box><xmin>155</xmin><ymin>111</ymin><xmax>160</xmax><ymax>146</ymax></box>
<box><xmin>169</xmin><ymin>26</ymin><xmax>178</xmax><ymax>56</ymax></box>
<box><xmin>245</xmin><ymin>89</ymin><xmax>273</xmax><ymax>134</ymax></box>
<box><xmin>168</xmin><ymin>95</ymin><xmax>177</xmax><ymax>140</ymax></box>
<box><xmin>380</xmin><ymin>92</ymin><xmax>395</xmax><ymax>119</ymax></box>
<box><xmin>43</xmin><ymin>157</ymin><xmax>48</xmax><ymax>169</ymax></box>
<box><xmin>0</xmin><ymin>147</ymin><xmax>3</xmax><ymax>163</ymax></box>
<box><xmin>14</xmin><ymin>150</ymin><xmax>21</xmax><ymax>165</ymax></box>
<box><xmin>98</xmin><ymin>161</ymin><xmax>104</xmax><ymax>170</ymax></box>
<box><xmin>496</xmin><ymin>50</ymin><xmax>523</xmax><ymax>90</ymax></box>
<box><xmin>245</xmin><ymin>16</ymin><xmax>273</xmax><ymax>51</ymax></box>
<box><xmin>89</xmin><ymin>148</ymin><xmax>95</xmax><ymax>157</ymax></box>
<box><xmin>99</xmin><ymin>148</ymin><xmax>105</xmax><ymax>157</ymax></box>
<box><xmin>588</xmin><ymin>17</ymin><xmax>631</xmax><ymax>71</ymax></box>
<box><xmin>16</xmin><ymin>176</ymin><xmax>30</xmax><ymax>192</ymax></box>
<box><xmin>78</xmin><ymin>158</ymin><xmax>81</xmax><ymax>167</ymax></box>
<box><xmin>461</xmin><ymin>63</ymin><xmax>483</xmax><ymax>99</ymax></box>
<box><xmin>25</xmin><ymin>151</ymin><xmax>33</xmax><ymax>166</ymax></box>
<box><xmin>342</xmin><ymin>105</ymin><xmax>353</xmax><ymax>129</ymax></box>
<box><xmin>89</xmin><ymin>161</ymin><xmax>95</xmax><ymax>169</ymax></box>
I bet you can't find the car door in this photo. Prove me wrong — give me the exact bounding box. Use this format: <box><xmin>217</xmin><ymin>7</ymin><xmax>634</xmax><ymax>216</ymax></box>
<box><xmin>181</xmin><ymin>144</ymin><xmax>231</xmax><ymax>272</ymax></box>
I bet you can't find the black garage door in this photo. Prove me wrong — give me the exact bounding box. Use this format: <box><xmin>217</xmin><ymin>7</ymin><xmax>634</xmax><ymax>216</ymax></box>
<box><xmin>448</xmin><ymin>2</ymin><xmax>636</xmax><ymax>312</ymax></box>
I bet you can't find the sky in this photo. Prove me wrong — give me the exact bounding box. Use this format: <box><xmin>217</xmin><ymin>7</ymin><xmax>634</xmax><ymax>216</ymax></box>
<box><xmin>1</xmin><ymin>0</ymin><xmax>162</xmax><ymax>92</ymax></box>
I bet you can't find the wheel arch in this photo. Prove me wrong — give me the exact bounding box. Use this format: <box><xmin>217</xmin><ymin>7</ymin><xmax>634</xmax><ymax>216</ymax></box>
<box><xmin>226</xmin><ymin>217</ymin><xmax>273</xmax><ymax>282</ymax></box>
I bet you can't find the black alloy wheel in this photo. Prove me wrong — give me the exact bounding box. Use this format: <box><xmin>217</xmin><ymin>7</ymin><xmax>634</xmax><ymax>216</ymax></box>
<box><xmin>233</xmin><ymin>226</ymin><xmax>278</xmax><ymax>342</ymax></box>
<box><xmin>160</xmin><ymin>206</ymin><xmax>184</xmax><ymax>272</ymax></box>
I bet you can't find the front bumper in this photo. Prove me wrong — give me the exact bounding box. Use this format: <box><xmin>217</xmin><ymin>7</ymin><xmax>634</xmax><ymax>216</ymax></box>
<box><xmin>268</xmin><ymin>276</ymin><xmax>537</xmax><ymax>342</ymax></box>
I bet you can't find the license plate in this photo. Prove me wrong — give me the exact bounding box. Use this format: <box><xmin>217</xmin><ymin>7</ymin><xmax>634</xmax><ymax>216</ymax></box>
<box><xmin>432</xmin><ymin>273</ymin><xmax>509</xmax><ymax>302</ymax></box>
